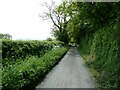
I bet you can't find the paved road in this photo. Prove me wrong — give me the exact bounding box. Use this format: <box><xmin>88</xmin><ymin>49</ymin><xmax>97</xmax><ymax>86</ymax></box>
<box><xmin>36</xmin><ymin>47</ymin><xmax>96</xmax><ymax>89</ymax></box>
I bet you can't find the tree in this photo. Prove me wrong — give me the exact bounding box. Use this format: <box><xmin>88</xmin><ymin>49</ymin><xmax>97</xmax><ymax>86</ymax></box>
<box><xmin>47</xmin><ymin>37</ymin><xmax>53</xmax><ymax>41</ymax></box>
<box><xmin>0</xmin><ymin>33</ymin><xmax>12</xmax><ymax>39</ymax></box>
<box><xmin>40</xmin><ymin>1</ymin><xmax>71</xmax><ymax>44</ymax></box>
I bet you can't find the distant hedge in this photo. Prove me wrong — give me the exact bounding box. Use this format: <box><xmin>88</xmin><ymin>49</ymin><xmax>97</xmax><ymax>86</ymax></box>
<box><xmin>2</xmin><ymin>40</ymin><xmax>64</xmax><ymax>63</ymax></box>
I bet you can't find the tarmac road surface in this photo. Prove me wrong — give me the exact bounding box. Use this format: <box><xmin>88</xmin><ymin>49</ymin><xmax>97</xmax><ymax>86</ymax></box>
<box><xmin>36</xmin><ymin>47</ymin><xmax>96</xmax><ymax>89</ymax></box>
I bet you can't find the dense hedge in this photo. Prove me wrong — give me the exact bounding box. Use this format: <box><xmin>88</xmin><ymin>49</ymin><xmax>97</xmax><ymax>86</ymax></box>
<box><xmin>0</xmin><ymin>39</ymin><xmax>1</xmax><ymax>59</ymax></box>
<box><xmin>79</xmin><ymin>22</ymin><xmax>120</xmax><ymax>88</ymax></box>
<box><xmin>2</xmin><ymin>40</ymin><xmax>64</xmax><ymax>66</ymax></box>
<box><xmin>2</xmin><ymin>40</ymin><xmax>63</xmax><ymax>59</ymax></box>
<box><xmin>0</xmin><ymin>51</ymin><xmax>1</xmax><ymax>89</ymax></box>
<box><xmin>2</xmin><ymin>47</ymin><xmax>68</xmax><ymax>90</ymax></box>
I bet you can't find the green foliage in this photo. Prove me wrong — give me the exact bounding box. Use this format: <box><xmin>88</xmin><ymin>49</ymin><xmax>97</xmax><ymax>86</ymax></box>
<box><xmin>50</xmin><ymin>2</ymin><xmax>71</xmax><ymax>44</ymax></box>
<box><xmin>0</xmin><ymin>33</ymin><xmax>12</xmax><ymax>40</ymax></box>
<box><xmin>46</xmin><ymin>37</ymin><xmax>53</xmax><ymax>41</ymax></box>
<box><xmin>2</xmin><ymin>47</ymin><xmax>68</xmax><ymax>90</ymax></box>
<box><xmin>2</xmin><ymin>39</ymin><xmax>67</xmax><ymax>89</ymax></box>
<box><xmin>2</xmin><ymin>40</ymin><xmax>51</xmax><ymax>59</ymax></box>
<box><xmin>79</xmin><ymin>23</ymin><xmax>120</xmax><ymax>88</ymax></box>
<box><xmin>2</xmin><ymin>40</ymin><xmax>65</xmax><ymax>66</ymax></box>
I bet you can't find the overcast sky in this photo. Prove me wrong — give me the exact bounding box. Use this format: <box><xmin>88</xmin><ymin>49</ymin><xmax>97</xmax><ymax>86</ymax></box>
<box><xmin>0</xmin><ymin>0</ymin><xmax>62</xmax><ymax>40</ymax></box>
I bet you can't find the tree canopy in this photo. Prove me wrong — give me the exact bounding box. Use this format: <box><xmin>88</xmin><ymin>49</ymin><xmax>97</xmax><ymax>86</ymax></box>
<box><xmin>41</xmin><ymin>1</ymin><xmax>120</xmax><ymax>44</ymax></box>
<box><xmin>0</xmin><ymin>33</ymin><xmax>12</xmax><ymax>40</ymax></box>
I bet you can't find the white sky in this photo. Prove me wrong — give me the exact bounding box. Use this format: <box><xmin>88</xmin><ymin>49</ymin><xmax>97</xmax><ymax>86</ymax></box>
<box><xmin>0</xmin><ymin>0</ymin><xmax>62</xmax><ymax>40</ymax></box>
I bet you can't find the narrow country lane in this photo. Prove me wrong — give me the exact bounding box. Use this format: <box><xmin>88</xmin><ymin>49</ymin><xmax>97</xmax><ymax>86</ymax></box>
<box><xmin>36</xmin><ymin>47</ymin><xmax>96</xmax><ymax>89</ymax></box>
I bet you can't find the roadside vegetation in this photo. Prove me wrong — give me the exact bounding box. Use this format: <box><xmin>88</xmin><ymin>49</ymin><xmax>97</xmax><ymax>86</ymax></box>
<box><xmin>2</xmin><ymin>40</ymin><xmax>68</xmax><ymax>90</ymax></box>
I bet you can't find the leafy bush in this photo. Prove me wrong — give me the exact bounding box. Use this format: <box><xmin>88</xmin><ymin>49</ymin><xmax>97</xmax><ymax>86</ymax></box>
<box><xmin>2</xmin><ymin>47</ymin><xmax>68</xmax><ymax>90</ymax></box>
<box><xmin>2</xmin><ymin>40</ymin><xmax>51</xmax><ymax>59</ymax></box>
<box><xmin>2</xmin><ymin>40</ymin><xmax>65</xmax><ymax>66</ymax></box>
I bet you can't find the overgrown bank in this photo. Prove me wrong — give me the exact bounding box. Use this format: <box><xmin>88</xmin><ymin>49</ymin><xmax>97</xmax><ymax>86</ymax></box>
<box><xmin>79</xmin><ymin>22</ymin><xmax>120</xmax><ymax>88</ymax></box>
